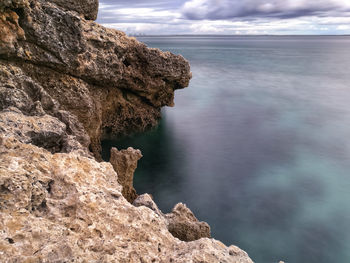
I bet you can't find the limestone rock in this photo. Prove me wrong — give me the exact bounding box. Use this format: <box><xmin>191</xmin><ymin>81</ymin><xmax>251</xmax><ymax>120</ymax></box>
<box><xmin>0</xmin><ymin>0</ymin><xmax>28</xmax><ymax>11</ymax></box>
<box><xmin>0</xmin><ymin>107</ymin><xmax>91</xmax><ymax>157</ymax></box>
<box><xmin>0</xmin><ymin>137</ymin><xmax>254</xmax><ymax>263</ymax></box>
<box><xmin>133</xmin><ymin>194</ymin><xmax>164</xmax><ymax>217</ymax></box>
<box><xmin>165</xmin><ymin>203</ymin><xmax>211</xmax><ymax>242</ymax></box>
<box><xmin>50</xmin><ymin>0</ymin><xmax>99</xmax><ymax>20</ymax></box>
<box><xmin>0</xmin><ymin>62</ymin><xmax>58</xmax><ymax>114</ymax></box>
<box><xmin>134</xmin><ymin>195</ymin><xmax>212</xmax><ymax>242</ymax></box>
<box><xmin>0</xmin><ymin>0</ymin><xmax>191</xmax><ymax>158</ymax></box>
<box><xmin>110</xmin><ymin>147</ymin><xmax>142</xmax><ymax>203</ymax></box>
<box><xmin>0</xmin><ymin>107</ymin><xmax>66</xmax><ymax>151</ymax></box>
<box><xmin>0</xmin><ymin>9</ymin><xmax>25</xmax><ymax>56</ymax></box>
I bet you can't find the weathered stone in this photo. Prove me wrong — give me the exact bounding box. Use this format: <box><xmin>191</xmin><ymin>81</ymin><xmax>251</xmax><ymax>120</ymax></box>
<box><xmin>7</xmin><ymin>1</ymin><xmax>191</xmax><ymax>107</ymax></box>
<box><xmin>0</xmin><ymin>0</ymin><xmax>191</xmax><ymax>158</ymax></box>
<box><xmin>56</xmin><ymin>110</ymin><xmax>91</xmax><ymax>148</ymax></box>
<box><xmin>0</xmin><ymin>137</ymin><xmax>254</xmax><ymax>263</ymax></box>
<box><xmin>0</xmin><ymin>106</ymin><xmax>92</xmax><ymax>156</ymax></box>
<box><xmin>165</xmin><ymin>203</ymin><xmax>212</xmax><ymax>242</ymax></box>
<box><xmin>49</xmin><ymin>0</ymin><xmax>99</xmax><ymax>20</ymax></box>
<box><xmin>0</xmin><ymin>107</ymin><xmax>66</xmax><ymax>152</ymax></box>
<box><xmin>0</xmin><ymin>9</ymin><xmax>25</xmax><ymax>56</ymax></box>
<box><xmin>133</xmin><ymin>193</ymin><xmax>164</xmax><ymax>217</ymax></box>
<box><xmin>134</xmin><ymin>195</ymin><xmax>212</xmax><ymax>242</ymax></box>
<box><xmin>0</xmin><ymin>0</ymin><xmax>28</xmax><ymax>11</ymax></box>
<box><xmin>110</xmin><ymin>147</ymin><xmax>142</xmax><ymax>203</ymax></box>
<box><xmin>0</xmin><ymin>62</ymin><xmax>58</xmax><ymax>114</ymax></box>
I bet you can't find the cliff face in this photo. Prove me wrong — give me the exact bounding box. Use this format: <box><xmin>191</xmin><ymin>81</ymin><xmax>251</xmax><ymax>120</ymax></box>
<box><xmin>0</xmin><ymin>0</ymin><xmax>253</xmax><ymax>262</ymax></box>
<box><xmin>0</xmin><ymin>0</ymin><xmax>191</xmax><ymax>158</ymax></box>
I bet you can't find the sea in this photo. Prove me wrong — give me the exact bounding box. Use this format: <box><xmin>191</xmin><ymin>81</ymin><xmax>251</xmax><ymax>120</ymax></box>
<box><xmin>102</xmin><ymin>36</ymin><xmax>350</xmax><ymax>263</ymax></box>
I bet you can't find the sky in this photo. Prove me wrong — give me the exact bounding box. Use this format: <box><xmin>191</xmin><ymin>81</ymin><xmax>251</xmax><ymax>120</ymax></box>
<box><xmin>97</xmin><ymin>0</ymin><xmax>350</xmax><ymax>35</ymax></box>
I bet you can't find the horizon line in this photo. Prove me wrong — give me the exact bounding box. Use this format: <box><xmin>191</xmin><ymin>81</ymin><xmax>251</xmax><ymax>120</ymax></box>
<box><xmin>130</xmin><ymin>34</ymin><xmax>350</xmax><ymax>37</ymax></box>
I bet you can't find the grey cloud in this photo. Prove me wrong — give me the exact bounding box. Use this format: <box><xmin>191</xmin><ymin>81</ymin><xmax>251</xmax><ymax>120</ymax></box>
<box><xmin>182</xmin><ymin>0</ymin><xmax>350</xmax><ymax>20</ymax></box>
<box><xmin>95</xmin><ymin>0</ymin><xmax>350</xmax><ymax>35</ymax></box>
<box><xmin>99</xmin><ymin>0</ymin><xmax>185</xmax><ymax>10</ymax></box>
<box><xmin>97</xmin><ymin>0</ymin><xmax>186</xmax><ymax>24</ymax></box>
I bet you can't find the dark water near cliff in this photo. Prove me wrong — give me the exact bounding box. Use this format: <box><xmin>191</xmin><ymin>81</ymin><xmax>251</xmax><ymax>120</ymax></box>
<box><xmin>102</xmin><ymin>36</ymin><xmax>350</xmax><ymax>263</ymax></box>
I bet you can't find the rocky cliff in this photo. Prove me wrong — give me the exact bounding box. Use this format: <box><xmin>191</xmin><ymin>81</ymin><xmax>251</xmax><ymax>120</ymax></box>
<box><xmin>0</xmin><ymin>0</ymin><xmax>191</xmax><ymax>159</ymax></box>
<box><xmin>0</xmin><ymin>0</ymin><xmax>253</xmax><ymax>262</ymax></box>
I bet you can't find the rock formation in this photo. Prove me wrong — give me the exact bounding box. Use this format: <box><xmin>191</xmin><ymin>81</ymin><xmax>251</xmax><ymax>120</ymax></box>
<box><xmin>110</xmin><ymin>147</ymin><xmax>142</xmax><ymax>203</ymax></box>
<box><xmin>165</xmin><ymin>203</ymin><xmax>211</xmax><ymax>242</ymax></box>
<box><xmin>0</xmin><ymin>136</ymin><xmax>253</xmax><ymax>262</ymax></box>
<box><xmin>0</xmin><ymin>0</ymin><xmax>191</xmax><ymax>158</ymax></box>
<box><xmin>134</xmin><ymin>194</ymin><xmax>211</xmax><ymax>242</ymax></box>
<box><xmin>0</xmin><ymin>0</ymin><xmax>254</xmax><ymax>262</ymax></box>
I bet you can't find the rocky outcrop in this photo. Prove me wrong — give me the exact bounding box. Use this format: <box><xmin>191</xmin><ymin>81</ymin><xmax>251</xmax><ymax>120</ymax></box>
<box><xmin>134</xmin><ymin>194</ymin><xmax>211</xmax><ymax>242</ymax></box>
<box><xmin>0</xmin><ymin>137</ymin><xmax>253</xmax><ymax>263</ymax></box>
<box><xmin>110</xmin><ymin>147</ymin><xmax>142</xmax><ymax>203</ymax></box>
<box><xmin>166</xmin><ymin>203</ymin><xmax>211</xmax><ymax>242</ymax></box>
<box><xmin>133</xmin><ymin>194</ymin><xmax>163</xmax><ymax>217</ymax></box>
<box><xmin>0</xmin><ymin>0</ymin><xmax>191</xmax><ymax>158</ymax></box>
<box><xmin>0</xmin><ymin>0</ymin><xmax>254</xmax><ymax>262</ymax></box>
<box><xmin>49</xmin><ymin>0</ymin><xmax>99</xmax><ymax>20</ymax></box>
<box><xmin>0</xmin><ymin>107</ymin><xmax>90</xmax><ymax>156</ymax></box>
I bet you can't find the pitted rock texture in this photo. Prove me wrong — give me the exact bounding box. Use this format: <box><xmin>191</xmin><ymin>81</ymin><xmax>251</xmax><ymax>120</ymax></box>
<box><xmin>0</xmin><ymin>107</ymin><xmax>66</xmax><ymax>152</ymax></box>
<box><xmin>0</xmin><ymin>0</ymin><xmax>28</xmax><ymax>11</ymax></box>
<box><xmin>134</xmin><ymin>194</ymin><xmax>211</xmax><ymax>242</ymax></box>
<box><xmin>133</xmin><ymin>194</ymin><xmax>163</xmax><ymax>217</ymax></box>
<box><xmin>110</xmin><ymin>147</ymin><xmax>142</xmax><ymax>203</ymax></box>
<box><xmin>50</xmin><ymin>0</ymin><xmax>99</xmax><ymax>20</ymax></box>
<box><xmin>0</xmin><ymin>107</ymin><xmax>90</xmax><ymax>156</ymax></box>
<box><xmin>0</xmin><ymin>0</ymin><xmax>191</xmax><ymax>158</ymax></box>
<box><xmin>166</xmin><ymin>203</ymin><xmax>211</xmax><ymax>242</ymax></box>
<box><xmin>0</xmin><ymin>137</ymin><xmax>253</xmax><ymax>263</ymax></box>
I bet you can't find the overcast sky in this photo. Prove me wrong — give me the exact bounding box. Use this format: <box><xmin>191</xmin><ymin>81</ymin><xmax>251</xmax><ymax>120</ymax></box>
<box><xmin>97</xmin><ymin>0</ymin><xmax>350</xmax><ymax>35</ymax></box>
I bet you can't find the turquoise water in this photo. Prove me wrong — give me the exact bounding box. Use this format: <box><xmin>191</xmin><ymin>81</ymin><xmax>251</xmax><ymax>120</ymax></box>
<box><xmin>102</xmin><ymin>36</ymin><xmax>350</xmax><ymax>263</ymax></box>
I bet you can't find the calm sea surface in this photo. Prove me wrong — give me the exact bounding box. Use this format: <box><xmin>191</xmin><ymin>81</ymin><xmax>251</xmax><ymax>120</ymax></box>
<box><xmin>102</xmin><ymin>36</ymin><xmax>350</xmax><ymax>263</ymax></box>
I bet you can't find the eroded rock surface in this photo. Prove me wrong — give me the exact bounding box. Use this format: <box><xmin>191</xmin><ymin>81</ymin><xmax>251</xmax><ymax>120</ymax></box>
<box><xmin>110</xmin><ymin>147</ymin><xmax>142</xmax><ymax>203</ymax></box>
<box><xmin>0</xmin><ymin>0</ymin><xmax>191</xmax><ymax>158</ymax></box>
<box><xmin>165</xmin><ymin>203</ymin><xmax>211</xmax><ymax>242</ymax></box>
<box><xmin>134</xmin><ymin>194</ymin><xmax>211</xmax><ymax>242</ymax></box>
<box><xmin>133</xmin><ymin>194</ymin><xmax>163</xmax><ymax>217</ymax></box>
<box><xmin>50</xmin><ymin>0</ymin><xmax>99</xmax><ymax>20</ymax></box>
<box><xmin>0</xmin><ymin>137</ymin><xmax>253</xmax><ymax>263</ymax></box>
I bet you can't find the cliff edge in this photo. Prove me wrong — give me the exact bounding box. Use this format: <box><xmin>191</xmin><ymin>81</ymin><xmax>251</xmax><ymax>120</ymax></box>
<box><xmin>0</xmin><ymin>0</ymin><xmax>253</xmax><ymax>262</ymax></box>
<box><xmin>0</xmin><ymin>0</ymin><xmax>191</xmax><ymax>158</ymax></box>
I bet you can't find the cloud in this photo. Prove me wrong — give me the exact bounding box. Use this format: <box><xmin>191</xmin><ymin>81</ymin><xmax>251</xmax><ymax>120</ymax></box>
<box><xmin>97</xmin><ymin>0</ymin><xmax>350</xmax><ymax>35</ymax></box>
<box><xmin>182</xmin><ymin>0</ymin><xmax>350</xmax><ymax>20</ymax></box>
<box><xmin>337</xmin><ymin>24</ymin><xmax>350</xmax><ymax>30</ymax></box>
<box><xmin>97</xmin><ymin>1</ymin><xmax>185</xmax><ymax>25</ymax></box>
<box><xmin>99</xmin><ymin>0</ymin><xmax>183</xmax><ymax>9</ymax></box>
